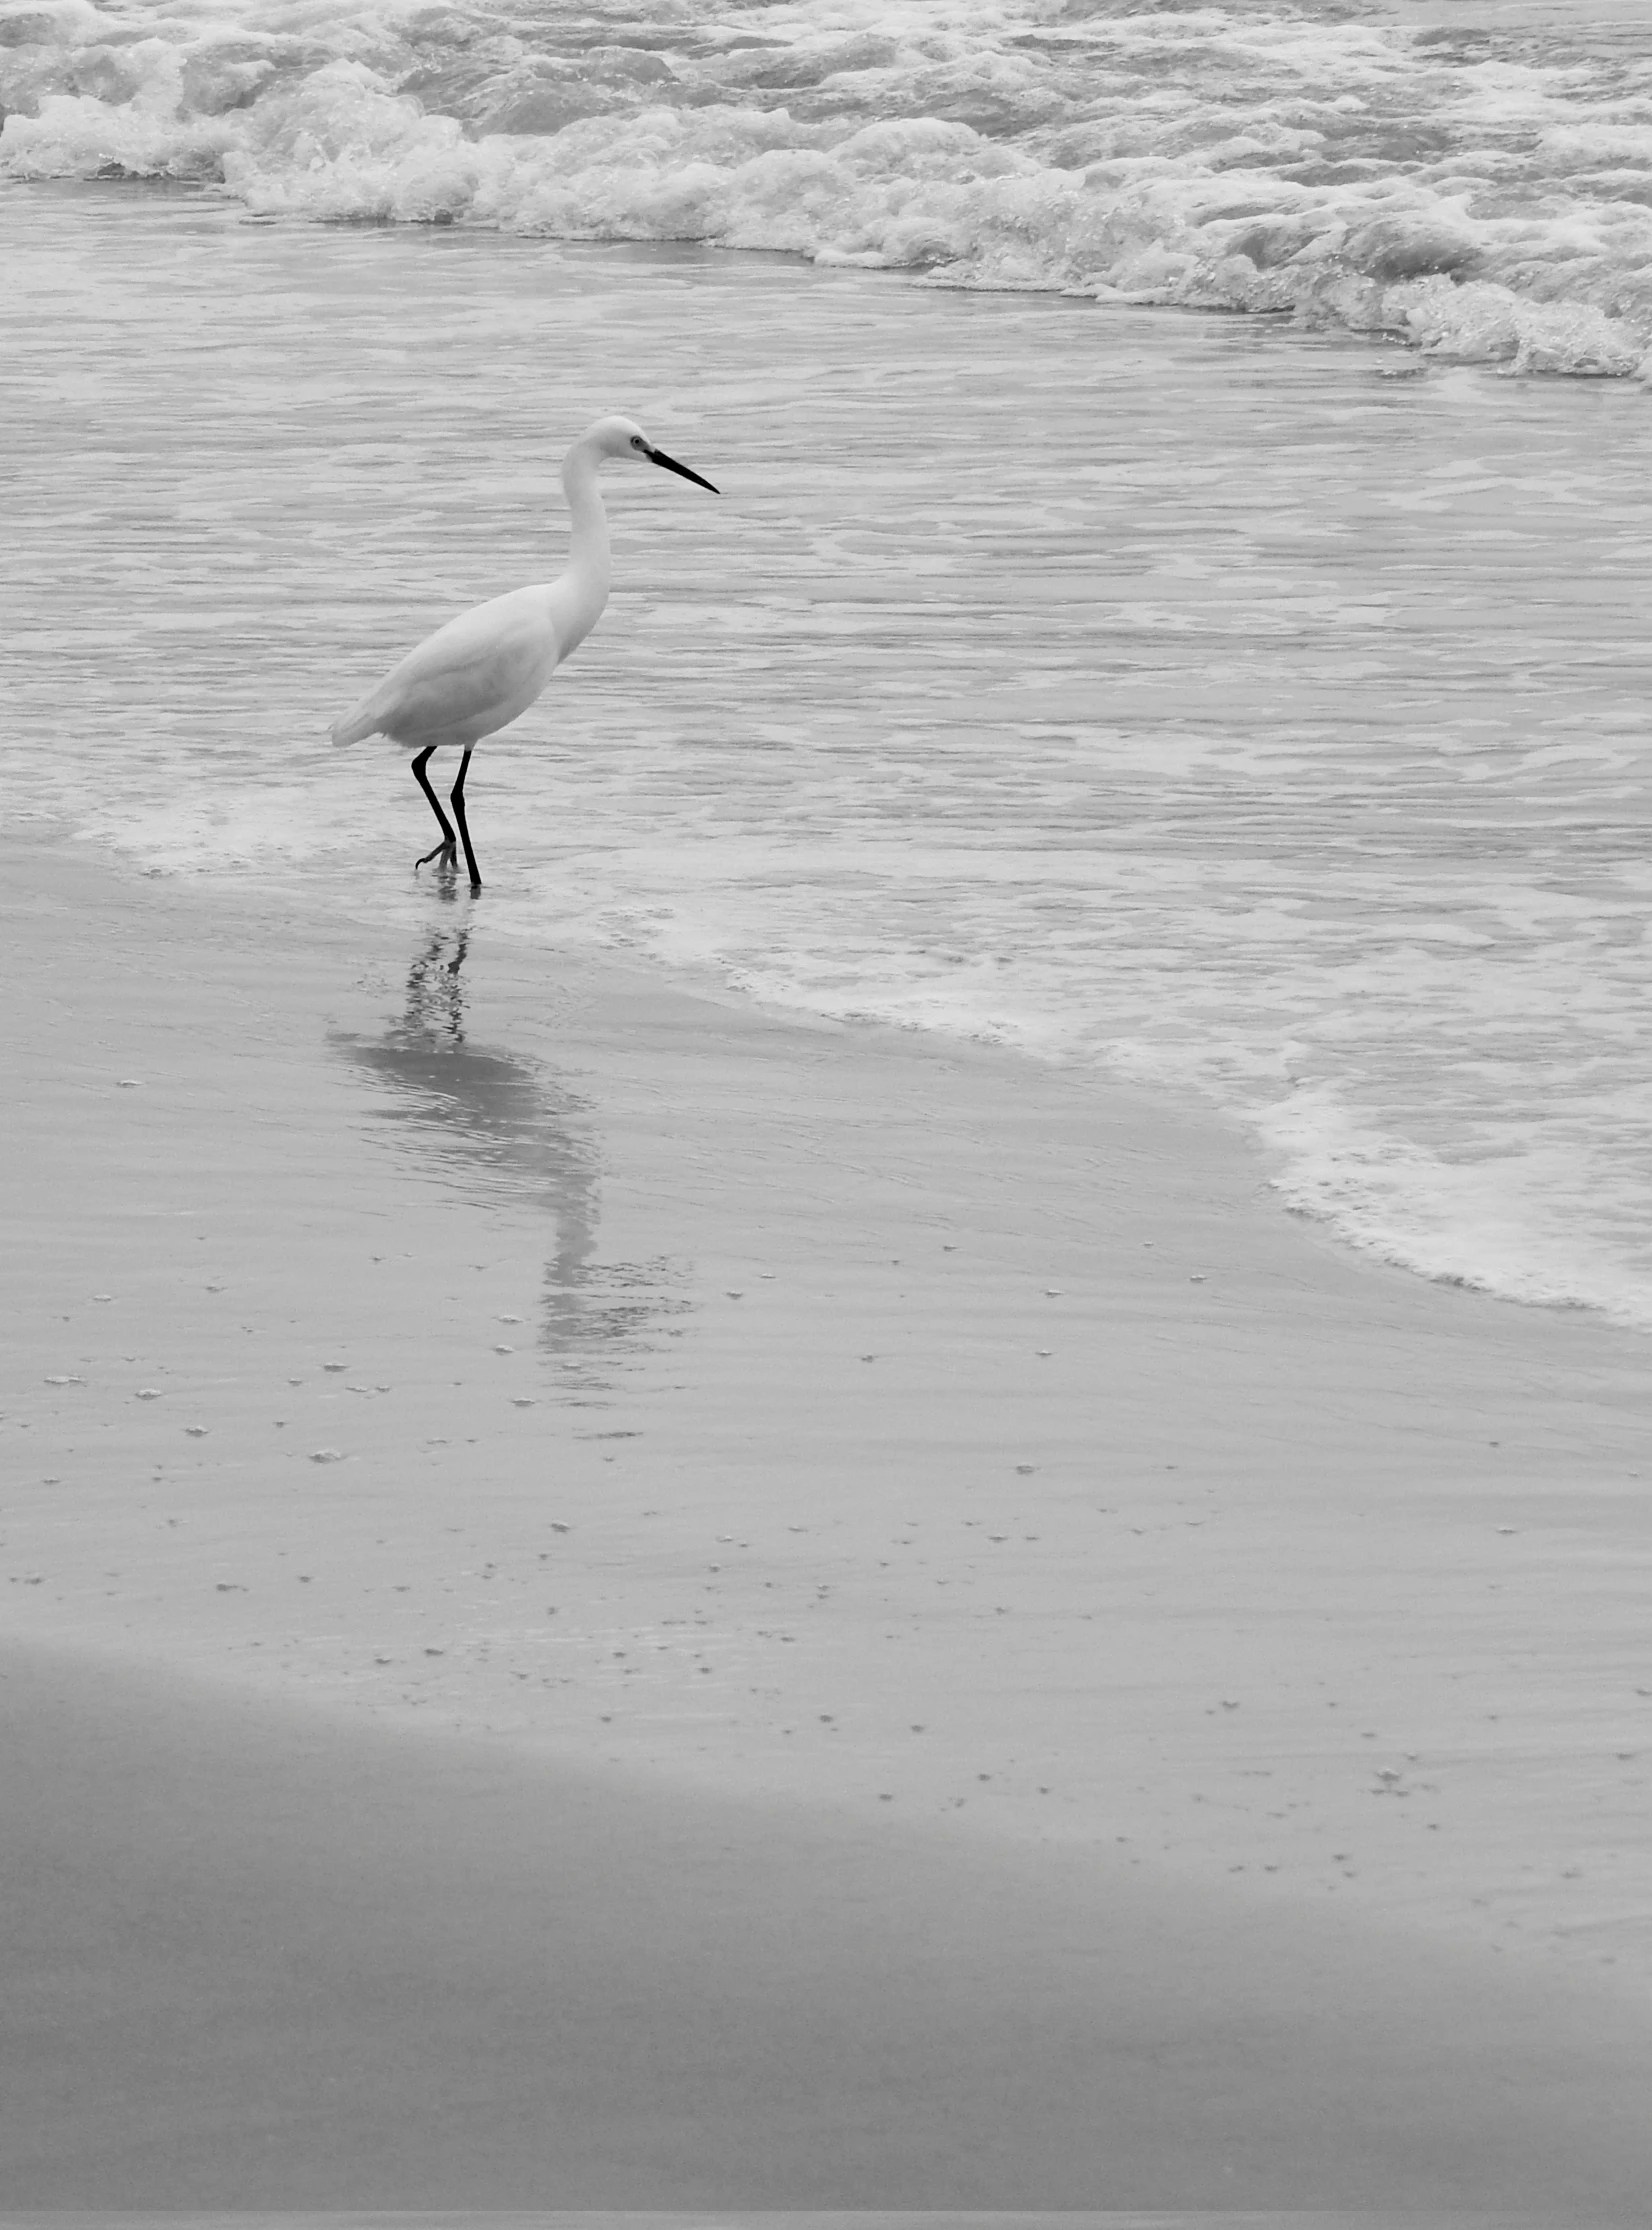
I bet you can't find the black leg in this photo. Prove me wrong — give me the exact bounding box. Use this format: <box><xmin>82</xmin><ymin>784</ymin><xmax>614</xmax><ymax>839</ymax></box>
<box><xmin>412</xmin><ymin>747</ymin><xmax>456</xmax><ymax>872</ymax></box>
<box><xmin>449</xmin><ymin>746</ymin><xmax>481</xmax><ymax>891</ymax></box>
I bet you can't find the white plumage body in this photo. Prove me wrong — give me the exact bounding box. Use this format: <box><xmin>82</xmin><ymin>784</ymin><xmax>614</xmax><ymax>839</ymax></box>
<box><xmin>331</xmin><ymin>578</ymin><xmax>595</xmax><ymax>753</ymax></box>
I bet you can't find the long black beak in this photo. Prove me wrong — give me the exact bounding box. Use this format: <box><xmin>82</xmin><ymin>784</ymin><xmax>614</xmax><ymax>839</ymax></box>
<box><xmin>648</xmin><ymin>445</ymin><xmax>719</xmax><ymax>494</ymax></box>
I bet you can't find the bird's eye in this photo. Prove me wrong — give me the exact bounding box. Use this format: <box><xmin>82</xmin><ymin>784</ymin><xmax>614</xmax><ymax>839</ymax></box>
<box><xmin>630</xmin><ymin>435</ymin><xmax>646</xmax><ymax>450</ymax></box>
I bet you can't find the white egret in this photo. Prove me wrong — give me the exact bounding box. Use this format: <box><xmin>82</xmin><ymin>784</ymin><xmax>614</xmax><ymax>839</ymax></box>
<box><xmin>330</xmin><ymin>414</ymin><xmax>718</xmax><ymax>890</ymax></box>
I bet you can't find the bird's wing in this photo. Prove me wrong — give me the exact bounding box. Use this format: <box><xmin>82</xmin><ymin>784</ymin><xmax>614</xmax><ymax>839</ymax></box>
<box><xmin>331</xmin><ymin>588</ymin><xmax>557</xmax><ymax>747</ymax></box>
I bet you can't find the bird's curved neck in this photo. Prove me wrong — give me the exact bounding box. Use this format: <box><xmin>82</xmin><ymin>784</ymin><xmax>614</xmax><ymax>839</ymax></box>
<box><xmin>561</xmin><ymin>440</ymin><xmax>612</xmax><ymax>609</ymax></box>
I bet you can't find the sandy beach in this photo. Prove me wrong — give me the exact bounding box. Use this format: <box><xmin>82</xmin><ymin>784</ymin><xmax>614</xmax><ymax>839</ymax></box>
<box><xmin>5</xmin><ymin>829</ymin><xmax>1652</xmax><ymax>2207</ymax></box>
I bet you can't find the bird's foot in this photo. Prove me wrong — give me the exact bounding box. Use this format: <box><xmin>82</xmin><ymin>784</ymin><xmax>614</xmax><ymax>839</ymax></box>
<box><xmin>415</xmin><ymin>838</ymin><xmax>457</xmax><ymax>874</ymax></box>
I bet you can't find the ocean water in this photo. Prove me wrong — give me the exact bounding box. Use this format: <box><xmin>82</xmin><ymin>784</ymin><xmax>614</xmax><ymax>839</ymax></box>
<box><xmin>9</xmin><ymin>0</ymin><xmax>1652</xmax><ymax>371</ymax></box>
<box><xmin>7</xmin><ymin>0</ymin><xmax>1652</xmax><ymax>1330</ymax></box>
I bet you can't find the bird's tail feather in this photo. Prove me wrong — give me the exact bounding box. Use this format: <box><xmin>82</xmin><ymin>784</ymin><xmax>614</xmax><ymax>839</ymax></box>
<box><xmin>330</xmin><ymin>700</ymin><xmax>382</xmax><ymax>748</ymax></box>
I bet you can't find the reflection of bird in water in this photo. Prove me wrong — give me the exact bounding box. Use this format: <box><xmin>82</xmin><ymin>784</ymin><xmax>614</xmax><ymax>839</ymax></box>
<box><xmin>329</xmin><ymin>416</ymin><xmax>719</xmax><ymax>892</ymax></box>
<box><xmin>332</xmin><ymin>932</ymin><xmax>682</xmax><ymax>1366</ymax></box>
<box><xmin>405</xmin><ymin>928</ymin><xmax>467</xmax><ymax>1044</ymax></box>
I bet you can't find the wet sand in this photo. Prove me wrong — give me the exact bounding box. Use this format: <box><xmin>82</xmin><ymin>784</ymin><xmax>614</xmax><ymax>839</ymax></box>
<box><xmin>6</xmin><ymin>831</ymin><xmax>1652</xmax><ymax>2207</ymax></box>
<box><xmin>6</xmin><ymin>1644</ymin><xmax>1652</xmax><ymax>2212</ymax></box>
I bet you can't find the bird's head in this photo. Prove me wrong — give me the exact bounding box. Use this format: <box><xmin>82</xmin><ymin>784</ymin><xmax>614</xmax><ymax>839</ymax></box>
<box><xmin>585</xmin><ymin>414</ymin><xmax>719</xmax><ymax>494</ymax></box>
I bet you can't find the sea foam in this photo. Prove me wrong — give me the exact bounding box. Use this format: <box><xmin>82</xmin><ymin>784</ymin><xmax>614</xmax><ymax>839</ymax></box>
<box><xmin>6</xmin><ymin>0</ymin><xmax>1652</xmax><ymax>375</ymax></box>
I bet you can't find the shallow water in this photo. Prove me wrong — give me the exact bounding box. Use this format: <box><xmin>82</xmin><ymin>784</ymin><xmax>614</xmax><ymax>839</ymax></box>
<box><xmin>8</xmin><ymin>176</ymin><xmax>1652</xmax><ymax>1328</ymax></box>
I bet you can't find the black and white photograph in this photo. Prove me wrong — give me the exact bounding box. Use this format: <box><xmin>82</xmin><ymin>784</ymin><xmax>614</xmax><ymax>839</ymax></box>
<box><xmin>4</xmin><ymin>0</ymin><xmax>1652</xmax><ymax>2217</ymax></box>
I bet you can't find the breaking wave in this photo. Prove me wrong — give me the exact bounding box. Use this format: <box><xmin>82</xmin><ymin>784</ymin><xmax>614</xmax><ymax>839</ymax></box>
<box><xmin>7</xmin><ymin>0</ymin><xmax>1652</xmax><ymax>375</ymax></box>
